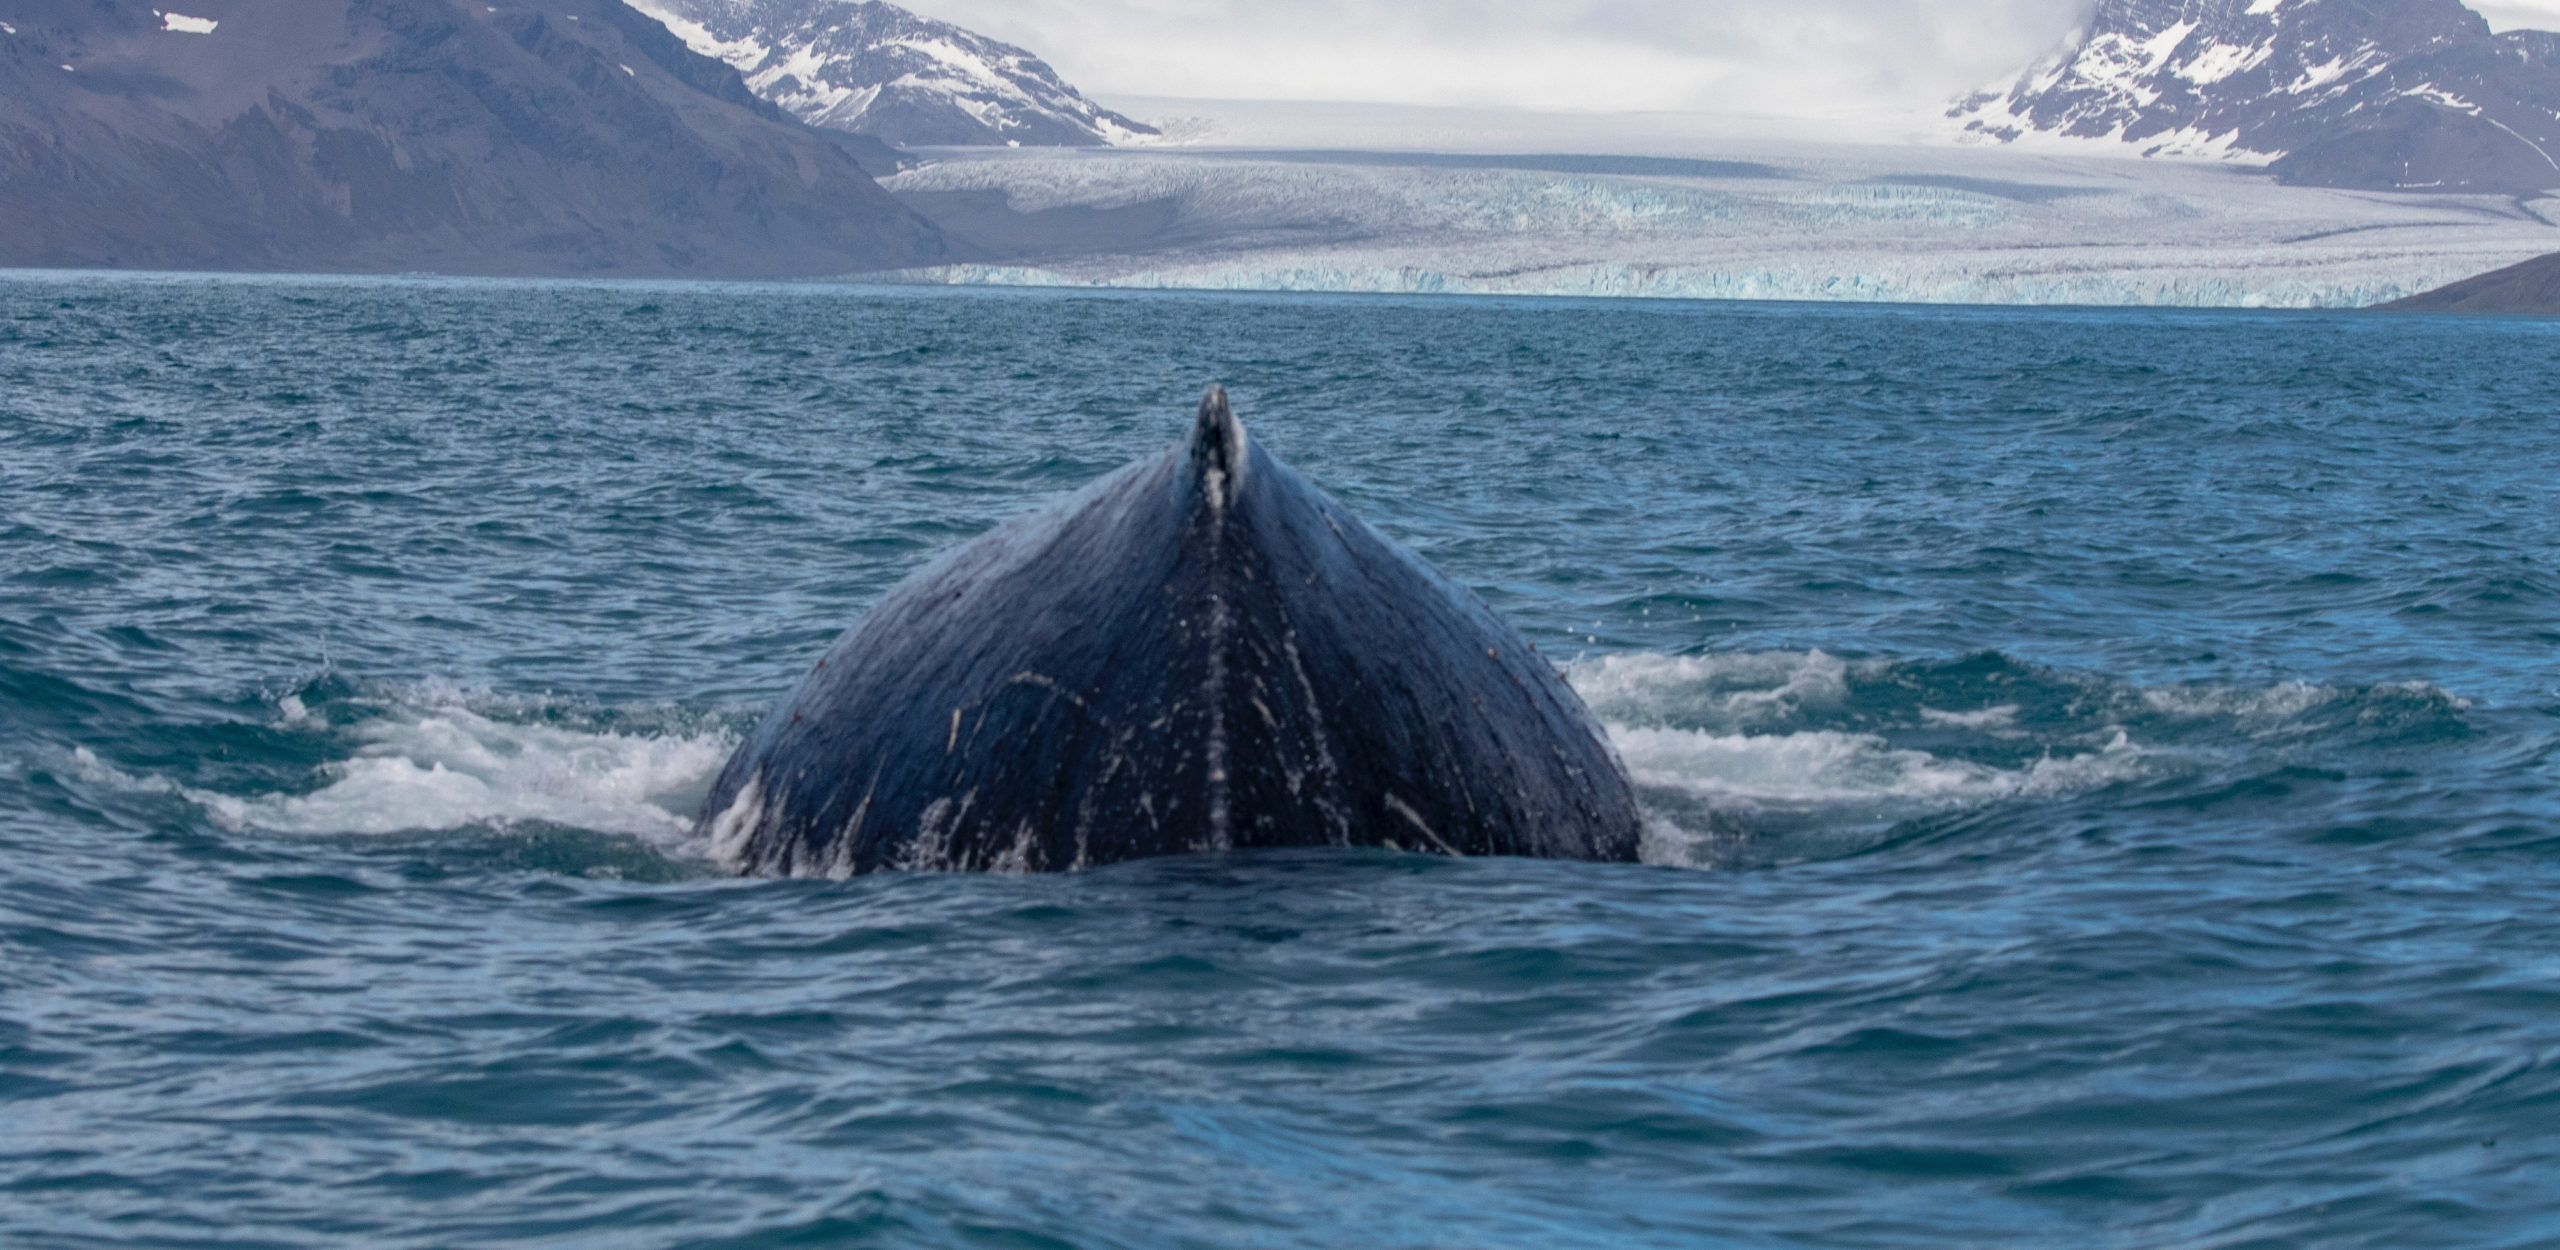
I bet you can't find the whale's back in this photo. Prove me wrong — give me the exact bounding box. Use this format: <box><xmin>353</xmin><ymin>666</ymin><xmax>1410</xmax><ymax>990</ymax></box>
<box><xmin>700</xmin><ymin>388</ymin><xmax>1643</xmax><ymax>876</ymax></box>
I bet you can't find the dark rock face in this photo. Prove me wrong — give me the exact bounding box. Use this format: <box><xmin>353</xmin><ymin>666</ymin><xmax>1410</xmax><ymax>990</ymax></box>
<box><xmin>2377</xmin><ymin>249</ymin><xmax>2560</xmax><ymax>311</ymax></box>
<box><xmin>0</xmin><ymin>0</ymin><xmax>949</xmax><ymax>276</ymax></box>
<box><xmin>626</xmin><ymin>0</ymin><xmax>1156</xmax><ymax>147</ymax></box>
<box><xmin>699</xmin><ymin>388</ymin><xmax>1646</xmax><ymax>877</ymax></box>
<box><xmin>1954</xmin><ymin>0</ymin><xmax>2560</xmax><ymax>194</ymax></box>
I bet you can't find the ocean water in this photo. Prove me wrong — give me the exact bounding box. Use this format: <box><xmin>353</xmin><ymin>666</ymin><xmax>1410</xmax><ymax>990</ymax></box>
<box><xmin>3</xmin><ymin>272</ymin><xmax>2557</xmax><ymax>1248</ymax></box>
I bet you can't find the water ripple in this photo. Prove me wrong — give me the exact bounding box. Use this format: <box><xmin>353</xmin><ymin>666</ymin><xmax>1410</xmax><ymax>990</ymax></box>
<box><xmin>2</xmin><ymin>276</ymin><xmax>2557</xmax><ymax>1247</ymax></box>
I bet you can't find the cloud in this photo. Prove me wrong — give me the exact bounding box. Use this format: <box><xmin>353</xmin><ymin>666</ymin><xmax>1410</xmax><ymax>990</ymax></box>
<box><xmin>2476</xmin><ymin>0</ymin><xmax>2560</xmax><ymax>29</ymax></box>
<box><xmin>915</xmin><ymin>0</ymin><xmax>2097</xmax><ymax>117</ymax></box>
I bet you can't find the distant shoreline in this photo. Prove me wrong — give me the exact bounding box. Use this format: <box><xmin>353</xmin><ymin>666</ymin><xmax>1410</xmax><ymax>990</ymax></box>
<box><xmin>9</xmin><ymin>265</ymin><xmax>2543</xmax><ymax>316</ymax></box>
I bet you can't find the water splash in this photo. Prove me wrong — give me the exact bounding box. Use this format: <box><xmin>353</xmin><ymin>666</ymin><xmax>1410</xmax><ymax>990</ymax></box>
<box><xmin>1570</xmin><ymin>649</ymin><xmax>2472</xmax><ymax>868</ymax></box>
<box><xmin>74</xmin><ymin>686</ymin><xmax>735</xmax><ymax>846</ymax></box>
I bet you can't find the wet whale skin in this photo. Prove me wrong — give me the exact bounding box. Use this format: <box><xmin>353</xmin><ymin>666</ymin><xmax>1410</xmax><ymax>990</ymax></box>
<box><xmin>699</xmin><ymin>389</ymin><xmax>1644</xmax><ymax>876</ymax></box>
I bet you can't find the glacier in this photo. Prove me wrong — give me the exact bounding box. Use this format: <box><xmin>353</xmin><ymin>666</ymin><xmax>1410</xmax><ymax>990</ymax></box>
<box><xmin>877</xmin><ymin>142</ymin><xmax>2560</xmax><ymax>308</ymax></box>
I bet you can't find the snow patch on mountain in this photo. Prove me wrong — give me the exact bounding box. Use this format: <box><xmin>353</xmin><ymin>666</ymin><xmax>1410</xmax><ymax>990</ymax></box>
<box><xmin>626</xmin><ymin>0</ymin><xmax>1156</xmax><ymax>147</ymax></box>
<box><xmin>1951</xmin><ymin>0</ymin><xmax>2560</xmax><ymax>192</ymax></box>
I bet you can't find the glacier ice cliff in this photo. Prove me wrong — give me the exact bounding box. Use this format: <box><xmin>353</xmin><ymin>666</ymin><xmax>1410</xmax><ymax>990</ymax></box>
<box><xmin>872</xmin><ymin>146</ymin><xmax>2560</xmax><ymax>308</ymax></box>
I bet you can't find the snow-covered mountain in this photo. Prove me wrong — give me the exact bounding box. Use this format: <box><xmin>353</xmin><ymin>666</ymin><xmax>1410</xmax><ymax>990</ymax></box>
<box><xmin>1952</xmin><ymin>0</ymin><xmax>2560</xmax><ymax>193</ymax></box>
<box><xmin>625</xmin><ymin>0</ymin><xmax>1156</xmax><ymax>146</ymax></box>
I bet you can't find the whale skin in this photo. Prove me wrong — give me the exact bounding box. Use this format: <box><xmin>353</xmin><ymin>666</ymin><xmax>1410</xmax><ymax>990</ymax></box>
<box><xmin>698</xmin><ymin>386</ymin><xmax>1644</xmax><ymax>876</ymax></box>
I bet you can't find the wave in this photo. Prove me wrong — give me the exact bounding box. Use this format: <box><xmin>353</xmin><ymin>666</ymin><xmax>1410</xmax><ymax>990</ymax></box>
<box><xmin>1568</xmin><ymin>650</ymin><xmax>2472</xmax><ymax>869</ymax></box>
<box><xmin>69</xmin><ymin>683</ymin><xmax>735</xmax><ymax>849</ymax></box>
<box><xmin>53</xmin><ymin>653</ymin><xmax>2472</xmax><ymax>875</ymax></box>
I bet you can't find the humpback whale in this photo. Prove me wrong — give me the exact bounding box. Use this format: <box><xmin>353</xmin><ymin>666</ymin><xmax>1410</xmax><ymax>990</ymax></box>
<box><xmin>698</xmin><ymin>386</ymin><xmax>1643</xmax><ymax>876</ymax></box>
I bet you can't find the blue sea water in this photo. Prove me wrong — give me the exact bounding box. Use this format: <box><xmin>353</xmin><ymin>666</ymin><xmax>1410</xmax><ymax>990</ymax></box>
<box><xmin>3</xmin><ymin>272</ymin><xmax>2558</xmax><ymax>1248</ymax></box>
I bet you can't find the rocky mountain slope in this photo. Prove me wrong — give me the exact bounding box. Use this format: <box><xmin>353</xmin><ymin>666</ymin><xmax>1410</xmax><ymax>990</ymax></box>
<box><xmin>0</xmin><ymin>0</ymin><xmax>948</xmax><ymax>276</ymax></box>
<box><xmin>2379</xmin><ymin>248</ymin><xmax>2560</xmax><ymax>311</ymax></box>
<box><xmin>1952</xmin><ymin>0</ymin><xmax>2560</xmax><ymax>194</ymax></box>
<box><xmin>625</xmin><ymin>0</ymin><xmax>1155</xmax><ymax>147</ymax></box>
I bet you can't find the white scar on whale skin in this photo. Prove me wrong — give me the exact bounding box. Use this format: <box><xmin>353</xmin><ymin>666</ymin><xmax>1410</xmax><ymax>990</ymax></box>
<box><xmin>704</xmin><ymin>774</ymin><xmax>767</xmax><ymax>872</ymax></box>
<box><xmin>824</xmin><ymin>776</ymin><xmax>878</xmax><ymax>881</ymax></box>
<box><xmin>1384</xmin><ymin>793</ymin><xmax>1462</xmax><ymax>857</ymax></box>
<box><xmin>1203</xmin><ymin>599</ymin><xmax>1233</xmax><ymax>853</ymax></box>
<box><xmin>897</xmin><ymin>789</ymin><xmax>981</xmax><ymax>872</ymax></box>
<box><xmin>1280</xmin><ymin>632</ymin><xmax>1351</xmax><ymax>843</ymax></box>
<box><xmin>1201</xmin><ymin>466</ymin><xmax>1235</xmax><ymax>854</ymax></box>
<box><xmin>989</xmin><ymin>821</ymin><xmax>1044</xmax><ymax>874</ymax></box>
<box><xmin>1010</xmin><ymin>671</ymin><xmax>1088</xmax><ymax>708</ymax></box>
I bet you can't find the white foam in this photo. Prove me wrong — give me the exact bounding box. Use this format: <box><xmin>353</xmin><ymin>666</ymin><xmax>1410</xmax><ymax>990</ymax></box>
<box><xmin>237</xmin><ymin>707</ymin><xmax>724</xmax><ymax>839</ymax></box>
<box><xmin>1571</xmin><ymin>650</ymin><xmax>1849</xmax><ymax>730</ymax></box>
<box><xmin>1613</xmin><ymin>724</ymin><xmax>2144</xmax><ymax>868</ymax></box>
<box><xmin>159</xmin><ymin>11</ymin><xmax>217</xmax><ymax>33</ymax></box>
<box><xmin>70</xmin><ymin>745</ymin><xmax>180</xmax><ymax>796</ymax></box>
<box><xmin>1920</xmin><ymin>704</ymin><xmax>2022</xmax><ymax>730</ymax></box>
<box><xmin>2138</xmin><ymin>677</ymin><xmax>2469</xmax><ymax>730</ymax></box>
<box><xmin>1573</xmin><ymin>648</ymin><xmax>2487</xmax><ymax>867</ymax></box>
<box><xmin>2141</xmin><ymin>679</ymin><xmax>2337</xmax><ymax>722</ymax></box>
<box><xmin>78</xmin><ymin>693</ymin><xmax>734</xmax><ymax>842</ymax></box>
<box><xmin>1571</xmin><ymin>649</ymin><xmax>2146</xmax><ymax>868</ymax></box>
<box><xmin>1612</xmin><ymin>725</ymin><xmax>2140</xmax><ymax>809</ymax></box>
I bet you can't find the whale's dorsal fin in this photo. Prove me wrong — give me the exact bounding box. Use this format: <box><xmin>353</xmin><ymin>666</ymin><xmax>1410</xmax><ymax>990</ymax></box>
<box><xmin>1189</xmin><ymin>383</ymin><xmax>1248</xmax><ymax>506</ymax></box>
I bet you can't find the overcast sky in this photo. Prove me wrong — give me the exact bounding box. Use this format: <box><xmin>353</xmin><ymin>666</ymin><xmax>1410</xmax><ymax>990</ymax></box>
<box><xmin>919</xmin><ymin>0</ymin><xmax>2560</xmax><ymax>119</ymax></box>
